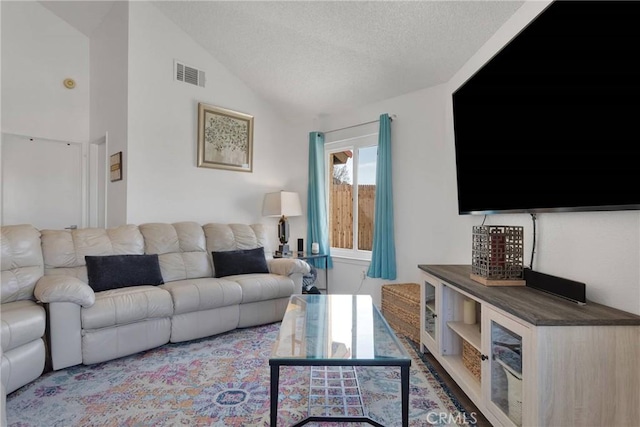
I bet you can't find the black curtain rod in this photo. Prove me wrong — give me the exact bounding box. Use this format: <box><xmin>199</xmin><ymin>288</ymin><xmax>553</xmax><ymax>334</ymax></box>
<box><xmin>323</xmin><ymin>114</ymin><xmax>395</xmax><ymax>134</ymax></box>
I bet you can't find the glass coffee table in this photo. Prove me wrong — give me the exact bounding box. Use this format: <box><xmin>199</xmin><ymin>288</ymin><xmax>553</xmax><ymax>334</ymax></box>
<box><xmin>269</xmin><ymin>294</ymin><xmax>411</xmax><ymax>427</ymax></box>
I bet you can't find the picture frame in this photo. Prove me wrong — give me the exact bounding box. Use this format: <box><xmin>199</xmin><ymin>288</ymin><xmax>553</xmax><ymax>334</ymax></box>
<box><xmin>197</xmin><ymin>102</ymin><xmax>254</xmax><ymax>172</ymax></box>
<box><xmin>110</xmin><ymin>152</ymin><xmax>122</xmax><ymax>182</ymax></box>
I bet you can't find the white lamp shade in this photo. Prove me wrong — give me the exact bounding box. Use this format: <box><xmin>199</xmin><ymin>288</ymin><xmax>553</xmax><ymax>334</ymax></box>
<box><xmin>262</xmin><ymin>191</ymin><xmax>302</xmax><ymax>217</ymax></box>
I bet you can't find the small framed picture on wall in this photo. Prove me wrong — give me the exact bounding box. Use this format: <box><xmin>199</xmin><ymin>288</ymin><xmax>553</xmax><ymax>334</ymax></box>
<box><xmin>110</xmin><ymin>152</ymin><xmax>122</xmax><ymax>182</ymax></box>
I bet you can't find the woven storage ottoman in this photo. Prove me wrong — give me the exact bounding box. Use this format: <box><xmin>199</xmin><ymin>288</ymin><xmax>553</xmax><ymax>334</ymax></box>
<box><xmin>381</xmin><ymin>283</ymin><xmax>420</xmax><ymax>343</ymax></box>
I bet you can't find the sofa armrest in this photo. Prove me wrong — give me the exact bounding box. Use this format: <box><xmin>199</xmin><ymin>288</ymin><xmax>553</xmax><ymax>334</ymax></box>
<box><xmin>34</xmin><ymin>275</ymin><xmax>95</xmax><ymax>308</ymax></box>
<box><xmin>267</xmin><ymin>258</ymin><xmax>311</xmax><ymax>276</ymax></box>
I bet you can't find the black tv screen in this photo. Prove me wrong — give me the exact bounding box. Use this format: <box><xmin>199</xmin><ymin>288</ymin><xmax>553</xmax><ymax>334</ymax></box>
<box><xmin>452</xmin><ymin>1</ymin><xmax>640</xmax><ymax>215</ymax></box>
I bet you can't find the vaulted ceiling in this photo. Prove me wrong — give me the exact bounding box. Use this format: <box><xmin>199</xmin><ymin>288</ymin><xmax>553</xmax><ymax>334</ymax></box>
<box><xmin>39</xmin><ymin>1</ymin><xmax>524</xmax><ymax>120</ymax></box>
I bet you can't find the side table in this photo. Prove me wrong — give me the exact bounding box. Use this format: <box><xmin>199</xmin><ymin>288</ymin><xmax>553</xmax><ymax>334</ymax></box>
<box><xmin>273</xmin><ymin>252</ymin><xmax>329</xmax><ymax>293</ymax></box>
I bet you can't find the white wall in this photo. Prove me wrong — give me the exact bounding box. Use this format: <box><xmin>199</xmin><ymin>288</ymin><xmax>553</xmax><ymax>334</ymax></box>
<box><xmin>90</xmin><ymin>1</ymin><xmax>128</xmax><ymax>227</ymax></box>
<box><xmin>319</xmin><ymin>84</ymin><xmax>471</xmax><ymax>307</ymax></box>
<box><xmin>125</xmin><ymin>2</ymin><xmax>310</xmax><ymax>249</ymax></box>
<box><xmin>320</xmin><ymin>0</ymin><xmax>640</xmax><ymax>315</ymax></box>
<box><xmin>448</xmin><ymin>0</ymin><xmax>639</xmax><ymax>315</ymax></box>
<box><xmin>1</xmin><ymin>1</ymin><xmax>90</xmax><ymax>142</ymax></box>
<box><xmin>0</xmin><ymin>0</ymin><xmax>311</xmax><ymax>248</ymax></box>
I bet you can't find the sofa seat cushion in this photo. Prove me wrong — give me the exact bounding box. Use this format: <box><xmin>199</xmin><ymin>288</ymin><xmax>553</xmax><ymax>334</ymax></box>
<box><xmin>81</xmin><ymin>286</ymin><xmax>173</xmax><ymax>330</ymax></box>
<box><xmin>161</xmin><ymin>278</ymin><xmax>242</xmax><ymax>315</ymax></box>
<box><xmin>0</xmin><ymin>300</ymin><xmax>45</xmax><ymax>352</ymax></box>
<box><xmin>227</xmin><ymin>274</ymin><xmax>296</xmax><ymax>304</ymax></box>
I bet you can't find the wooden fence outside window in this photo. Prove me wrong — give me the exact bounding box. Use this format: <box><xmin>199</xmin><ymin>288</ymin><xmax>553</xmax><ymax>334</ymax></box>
<box><xmin>329</xmin><ymin>184</ymin><xmax>375</xmax><ymax>250</ymax></box>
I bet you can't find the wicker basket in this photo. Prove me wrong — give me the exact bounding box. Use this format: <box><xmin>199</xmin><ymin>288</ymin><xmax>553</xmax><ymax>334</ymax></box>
<box><xmin>461</xmin><ymin>339</ymin><xmax>481</xmax><ymax>382</ymax></box>
<box><xmin>381</xmin><ymin>283</ymin><xmax>420</xmax><ymax>343</ymax></box>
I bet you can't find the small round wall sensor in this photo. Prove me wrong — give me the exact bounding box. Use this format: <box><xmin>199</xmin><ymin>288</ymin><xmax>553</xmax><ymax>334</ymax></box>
<box><xmin>63</xmin><ymin>78</ymin><xmax>76</xmax><ymax>89</ymax></box>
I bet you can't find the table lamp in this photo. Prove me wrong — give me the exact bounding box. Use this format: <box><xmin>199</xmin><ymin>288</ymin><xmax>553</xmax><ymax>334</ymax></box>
<box><xmin>262</xmin><ymin>191</ymin><xmax>302</xmax><ymax>255</ymax></box>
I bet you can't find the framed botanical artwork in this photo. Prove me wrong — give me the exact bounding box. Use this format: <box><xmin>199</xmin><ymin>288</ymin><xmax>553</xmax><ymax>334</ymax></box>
<box><xmin>197</xmin><ymin>103</ymin><xmax>254</xmax><ymax>172</ymax></box>
<box><xmin>110</xmin><ymin>152</ymin><xmax>122</xmax><ymax>182</ymax></box>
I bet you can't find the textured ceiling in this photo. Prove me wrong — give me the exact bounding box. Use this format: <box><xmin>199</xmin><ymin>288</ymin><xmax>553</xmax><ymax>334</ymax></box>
<box><xmin>39</xmin><ymin>1</ymin><xmax>525</xmax><ymax>121</ymax></box>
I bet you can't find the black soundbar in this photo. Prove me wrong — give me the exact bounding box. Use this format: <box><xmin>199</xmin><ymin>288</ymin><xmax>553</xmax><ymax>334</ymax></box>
<box><xmin>524</xmin><ymin>268</ymin><xmax>586</xmax><ymax>305</ymax></box>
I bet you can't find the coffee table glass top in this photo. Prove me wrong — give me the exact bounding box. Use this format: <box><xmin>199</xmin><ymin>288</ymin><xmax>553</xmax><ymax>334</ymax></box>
<box><xmin>271</xmin><ymin>294</ymin><xmax>410</xmax><ymax>363</ymax></box>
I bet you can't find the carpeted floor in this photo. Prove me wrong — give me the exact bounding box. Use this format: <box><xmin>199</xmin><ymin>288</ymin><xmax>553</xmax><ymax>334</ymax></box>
<box><xmin>6</xmin><ymin>323</ymin><xmax>477</xmax><ymax>426</ymax></box>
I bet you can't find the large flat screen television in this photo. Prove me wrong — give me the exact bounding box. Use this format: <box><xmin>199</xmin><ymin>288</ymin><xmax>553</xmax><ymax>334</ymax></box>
<box><xmin>452</xmin><ymin>1</ymin><xmax>640</xmax><ymax>215</ymax></box>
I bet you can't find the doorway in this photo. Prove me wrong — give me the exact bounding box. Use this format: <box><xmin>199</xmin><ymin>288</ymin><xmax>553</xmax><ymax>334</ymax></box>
<box><xmin>1</xmin><ymin>133</ymin><xmax>86</xmax><ymax>230</ymax></box>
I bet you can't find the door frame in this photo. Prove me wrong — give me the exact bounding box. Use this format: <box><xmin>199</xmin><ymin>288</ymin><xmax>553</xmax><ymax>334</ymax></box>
<box><xmin>89</xmin><ymin>134</ymin><xmax>108</xmax><ymax>228</ymax></box>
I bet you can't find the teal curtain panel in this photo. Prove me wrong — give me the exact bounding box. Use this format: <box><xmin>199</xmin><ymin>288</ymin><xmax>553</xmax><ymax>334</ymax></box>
<box><xmin>367</xmin><ymin>114</ymin><xmax>396</xmax><ymax>279</ymax></box>
<box><xmin>307</xmin><ymin>132</ymin><xmax>333</xmax><ymax>269</ymax></box>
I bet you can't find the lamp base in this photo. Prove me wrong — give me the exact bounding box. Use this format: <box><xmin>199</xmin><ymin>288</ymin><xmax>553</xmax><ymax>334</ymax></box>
<box><xmin>277</xmin><ymin>244</ymin><xmax>291</xmax><ymax>256</ymax></box>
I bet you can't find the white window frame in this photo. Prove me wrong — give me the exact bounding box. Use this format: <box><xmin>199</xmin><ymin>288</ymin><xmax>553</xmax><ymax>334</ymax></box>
<box><xmin>325</xmin><ymin>133</ymin><xmax>378</xmax><ymax>261</ymax></box>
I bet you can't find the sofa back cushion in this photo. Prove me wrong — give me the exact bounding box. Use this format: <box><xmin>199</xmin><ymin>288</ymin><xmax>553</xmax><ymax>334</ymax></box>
<box><xmin>139</xmin><ymin>222</ymin><xmax>212</xmax><ymax>282</ymax></box>
<box><xmin>1</xmin><ymin>224</ymin><xmax>44</xmax><ymax>304</ymax></box>
<box><xmin>203</xmin><ymin>224</ymin><xmax>271</xmax><ymax>277</ymax></box>
<box><xmin>40</xmin><ymin>225</ymin><xmax>144</xmax><ymax>283</ymax></box>
<box><xmin>203</xmin><ymin>223</ymin><xmax>269</xmax><ymax>252</ymax></box>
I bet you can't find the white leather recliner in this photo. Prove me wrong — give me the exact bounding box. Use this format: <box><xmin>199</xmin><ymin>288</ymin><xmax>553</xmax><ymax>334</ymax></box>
<box><xmin>0</xmin><ymin>224</ymin><xmax>47</xmax><ymax>395</ymax></box>
<box><xmin>35</xmin><ymin>224</ymin><xmax>173</xmax><ymax>370</ymax></box>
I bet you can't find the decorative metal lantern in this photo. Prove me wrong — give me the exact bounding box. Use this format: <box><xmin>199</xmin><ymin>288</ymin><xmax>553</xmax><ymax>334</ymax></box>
<box><xmin>471</xmin><ymin>225</ymin><xmax>525</xmax><ymax>286</ymax></box>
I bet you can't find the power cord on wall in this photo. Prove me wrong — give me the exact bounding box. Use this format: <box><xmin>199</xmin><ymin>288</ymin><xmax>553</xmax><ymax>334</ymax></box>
<box><xmin>481</xmin><ymin>213</ymin><xmax>537</xmax><ymax>269</ymax></box>
<box><xmin>352</xmin><ymin>264</ymin><xmax>371</xmax><ymax>294</ymax></box>
<box><xmin>529</xmin><ymin>213</ymin><xmax>537</xmax><ymax>269</ymax></box>
<box><xmin>354</xmin><ymin>276</ymin><xmax>366</xmax><ymax>294</ymax></box>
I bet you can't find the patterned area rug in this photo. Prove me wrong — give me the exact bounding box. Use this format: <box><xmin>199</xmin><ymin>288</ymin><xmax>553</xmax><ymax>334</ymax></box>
<box><xmin>6</xmin><ymin>323</ymin><xmax>476</xmax><ymax>426</ymax></box>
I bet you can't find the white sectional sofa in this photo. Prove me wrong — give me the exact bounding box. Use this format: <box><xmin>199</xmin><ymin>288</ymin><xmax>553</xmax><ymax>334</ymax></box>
<box><xmin>0</xmin><ymin>225</ymin><xmax>47</xmax><ymax>395</ymax></box>
<box><xmin>1</xmin><ymin>222</ymin><xmax>309</xmax><ymax>390</ymax></box>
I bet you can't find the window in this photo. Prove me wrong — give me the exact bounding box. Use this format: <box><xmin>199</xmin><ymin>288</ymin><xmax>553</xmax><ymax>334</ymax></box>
<box><xmin>325</xmin><ymin>134</ymin><xmax>377</xmax><ymax>259</ymax></box>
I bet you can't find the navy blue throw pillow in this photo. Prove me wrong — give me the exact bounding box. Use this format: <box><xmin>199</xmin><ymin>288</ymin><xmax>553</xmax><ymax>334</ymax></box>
<box><xmin>85</xmin><ymin>254</ymin><xmax>164</xmax><ymax>292</ymax></box>
<box><xmin>212</xmin><ymin>247</ymin><xmax>269</xmax><ymax>278</ymax></box>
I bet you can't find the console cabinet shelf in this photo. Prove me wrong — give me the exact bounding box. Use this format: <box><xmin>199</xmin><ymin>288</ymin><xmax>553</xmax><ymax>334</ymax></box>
<box><xmin>418</xmin><ymin>264</ymin><xmax>640</xmax><ymax>427</ymax></box>
<box><xmin>446</xmin><ymin>321</ymin><xmax>480</xmax><ymax>350</ymax></box>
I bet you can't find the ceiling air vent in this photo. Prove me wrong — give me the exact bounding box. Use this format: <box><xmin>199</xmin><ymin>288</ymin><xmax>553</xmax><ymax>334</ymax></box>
<box><xmin>175</xmin><ymin>60</ymin><xmax>205</xmax><ymax>88</ymax></box>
